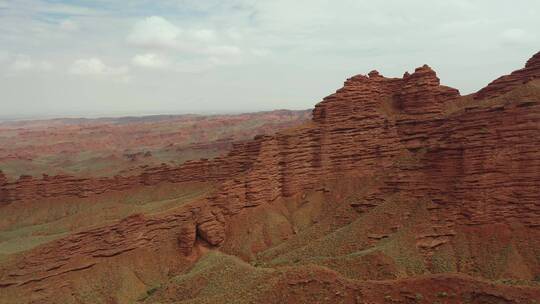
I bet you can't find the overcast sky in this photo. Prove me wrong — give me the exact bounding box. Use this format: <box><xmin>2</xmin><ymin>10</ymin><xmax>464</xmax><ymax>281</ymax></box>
<box><xmin>0</xmin><ymin>0</ymin><xmax>538</xmax><ymax>119</ymax></box>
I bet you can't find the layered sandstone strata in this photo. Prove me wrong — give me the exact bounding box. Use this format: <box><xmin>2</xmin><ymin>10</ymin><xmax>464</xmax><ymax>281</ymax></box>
<box><xmin>180</xmin><ymin>52</ymin><xmax>540</xmax><ymax>263</ymax></box>
<box><xmin>474</xmin><ymin>51</ymin><xmax>540</xmax><ymax>99</ymax></box>
<box><xmin>1</xmin><ymin>52</ymin><xmax>539</xmax><ymax>300</ymax></box>
<box><xmin>0</xmin><ymin>139</ymin><xmax>256</xmax><ymax>205</ymax></box>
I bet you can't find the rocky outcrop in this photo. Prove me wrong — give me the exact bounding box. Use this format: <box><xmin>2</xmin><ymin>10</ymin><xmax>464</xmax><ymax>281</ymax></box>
<box><xmin>0</xmin><ymin>65</ymin><xmax>460</xmax><ymax>207</ymax></box>
<box><xmin>200</xmin><ymin>52</ymin><xmax>540</xmax><ymax>252</ymax></box>
<box><xmin>1</xmin><ymin>51</ymin><xmax>539</xmax><ymax>300</ymax></box>
<box><xmin>0</xmin><ymin>171</ymin><xmax>7</xmax><ymax>203</ymax></box>
<box><xmin>205</xmin><ymin>64</ymin><xmax>462</xmax><ymax>216</ymax></box>
<box><xmin>178</xmin><ymin>223</ymin><xmax>197</xmax><ymax>256</ymax></box>
<box><xmin>0</xmin><ymin>142</ymin><xmax>254</xmax><ymax>205</ymax></box>
<box><xmin>0</xmin><ymin>202</ymin><xmax>222</xmax><ymax>289</ymax></box>
<box><xmin>474</xmin><ymin>51</ymin><xmax>540</xmax><ymax>99</ymax></box>
<box><xmin>396</xmin><ymin>65</ymin><xmax>460</xmax><ymax>116</ymax></box>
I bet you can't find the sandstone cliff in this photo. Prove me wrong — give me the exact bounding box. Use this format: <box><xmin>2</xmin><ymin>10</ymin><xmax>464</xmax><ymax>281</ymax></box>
<box><xmin>475</xmin><ymin>51</ymin><xmax>540</xmax><ymax>99</ymax></box>
<box><xmin>1</xmin><ymin>52</ymin><xmax>539</xmax><ymax>303</ymax></box>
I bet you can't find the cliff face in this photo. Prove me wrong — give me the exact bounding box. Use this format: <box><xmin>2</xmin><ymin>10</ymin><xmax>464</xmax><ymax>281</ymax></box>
<box><xmin>0</xmin><ymin>140</ymin><xmax>257</xmax><ymax>205</ymax></box>
<box><xmin>198</xmin><ymin>56</ymin><xmax>539</xmax><ymax>249</ymax></box>
<box><xmin>207</xmin><ymin>65</ymin><xmax>460</xmax><ymax>212</ymax></box>
<box><xmin>474</xmin><ymin>51</ymin><xmax>540</xmax><ymax>99</ymax></box>
<box><xmin>1</xmin><ymin>52</ymin><xmax>540</xmax><ymax>303</ymax></box>
<box><xmin>172</xmin><ymin>55</ymin><xmax>539</xmax><ymax>286</ymax></box>
<box><xmin>0</xmin><ymin>171</ymin><xmax>7</xmax><ymax>203</ymax></box>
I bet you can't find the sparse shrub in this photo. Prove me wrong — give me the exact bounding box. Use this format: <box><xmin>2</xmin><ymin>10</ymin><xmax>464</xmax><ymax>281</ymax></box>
<box><xmin>147</xmin><ymin>286</ymin><xmax>159</xmax><ymax>296</ymax></box>
<box><xmin>137</xmin><ymin>285</ymin><xmax>160</xmax><ymax>302</ymax></box>
<box><xmin>437</xmin><ymin>291</ymin><xmax>448</xmax><ymax>298</ymax></box>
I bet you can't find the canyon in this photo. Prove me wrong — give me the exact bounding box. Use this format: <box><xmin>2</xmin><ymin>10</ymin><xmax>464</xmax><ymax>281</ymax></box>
<box><xmin>0</xmin><ymin>51</ymin><xmax>539</xmax><ymax>303</ymax></box>
<box><xmin>0</xmin><ymin>110</ymin><xmax>310</xmax><ymax>180</ymax></box>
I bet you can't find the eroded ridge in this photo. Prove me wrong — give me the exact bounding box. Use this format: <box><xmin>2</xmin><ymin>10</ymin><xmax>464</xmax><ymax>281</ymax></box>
<box><xmin>1</xmin><ymin>52</ymin><xmax>539</xmax><ymax>303</ymax></box>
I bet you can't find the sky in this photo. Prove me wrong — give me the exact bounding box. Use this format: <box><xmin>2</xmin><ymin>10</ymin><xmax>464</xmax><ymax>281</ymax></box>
<box><xmin>0</xmin><ymin>0</ymin><xmax>539</xmax><ymax>119</ymax></box>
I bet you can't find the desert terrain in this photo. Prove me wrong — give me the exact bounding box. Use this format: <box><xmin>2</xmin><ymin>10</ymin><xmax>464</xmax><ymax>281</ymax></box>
<box><xmin>0</xmin><ymin>51</ymin><xmax>539</xmax><ymax>303</ymax></box>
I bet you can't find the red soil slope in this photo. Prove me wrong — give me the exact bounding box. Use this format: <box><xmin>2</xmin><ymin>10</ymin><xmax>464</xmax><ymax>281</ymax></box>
<box><xmin>0</xmin><ymin>52</ymin><xmax>539</xmax><ymax>304</ymax></box>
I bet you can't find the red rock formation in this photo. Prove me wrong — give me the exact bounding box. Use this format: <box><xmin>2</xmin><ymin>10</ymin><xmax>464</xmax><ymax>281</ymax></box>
<box><xmin>0</xmin><ymin>64</ymin><xmax>457</xmax><ymax>207</ymax></box>
<box><xmin>205</xmin><ymin>63</ymin><xmax>461</xmax><ymax>218</ymax></box>
<box><xmin>1</xmin><ymin>51</ymin><xmax>539</xmax><ymax>303</ymax></box>
<box><xmin>474</xmin><ymin>51</ymin><xmax>540</xmax><ymax>99</ymax></box>
<box><xmin>0</xmin><ymin>171</ymin><xmax>6</xmax><ymax>186</ymax></box>
<box><xmin>0</xmin><ymin>109</ymin><xmax>311</xmax><ymax>178</ymax></box>
<box><xmin>396</xmin><ymin>65</ymin><xmax>460</xmax><ymax>116</ymax></box>
<box><xmin>198</xmin><ymin>52</ymin><xmax>540</xmax><ymax>254</ymax></box>
<box><xmin>0</xmin><ymin>142</ymin><xmax>254</xmax><ymax>205</ymax></box>
<box><xmin>0</xmin><ymin>170</ymin><xmax>7</xmax><ymax>203</ymax></box>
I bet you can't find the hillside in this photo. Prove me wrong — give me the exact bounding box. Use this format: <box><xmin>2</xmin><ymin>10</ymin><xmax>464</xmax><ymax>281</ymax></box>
<box><xmin>0</xmin><ymin>52</ymin><xmax>539</xmax><ymax>304</ymax></box>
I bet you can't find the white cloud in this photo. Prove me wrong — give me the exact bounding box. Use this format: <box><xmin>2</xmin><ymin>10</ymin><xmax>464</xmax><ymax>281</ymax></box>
<box><xmin>69</xmin><ymin>58</ymin><xmax>130</xmax><ymax>82</ymax></box>
<box><xmin>127</xmin><ymin>16</ymin><xmax>181</xmax><ymax>49</ymax></box>
<box><xmin>132</xmin><ymin>53</ymin><xmax>168</xmax><ymax>69</ymax></box>
<box><xmin>126</xmin><ymin>16</ymin><xmax>248</xmax><ymax>70</ymax></box>
<box><xmin>225</xmin><ymin>29</ymin><xmax>243</xmax><ymax>41</ymax></box>
<box><xmin>501</xmin><ymin>28</ymin><xmax>534</xmax><ymax>45</ymax></box>
<box><xmin>38</xmin><ymin>61</ymin><xmax>53</xmax><ymax>70</ymax></box>
<box><xmin>9</xmin><ymin>55</ymin><xmax>53</xmax><ymax>71</ymax></box>
<box><xmin>59</xmin><ymin>19</ymin><xmax>79</xmax><ymax>32</ymax></box>
<box><xmin>2</xmin><ymin>0</ymin><xmax>540</xmax><ymax>118</ymax></box>
<box><xmin>12</xmin><ymin>56</ymin><xmax>33</xmax><ymax>70</ymax></box>
<box><xmin>9</xmin><ymin>1</ymin><xmax>100</xmax><ymax>16</ymax></box>
<box><xmin>127</xmin><ymin>16</ymin><xmax>241</xmax><ymax>53</ymax></box>
<box><xmin>0</xmin><ymin>51</ymin><xmax>9</xmax><ymax>64</ymax></box>
<box><xmin>204</xmin><ymin>45</ymin><xmax>242</xmax><ymax>56</ymax></box>
<box><xmin>251</xmin><ymin>49</ymin><xmax>270</xmax><ymax>57</ymax></box>
<box><xmin>187</xmin><ymin>29</ymin><xmax>217</xmax><ymax>42</ymax></box>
